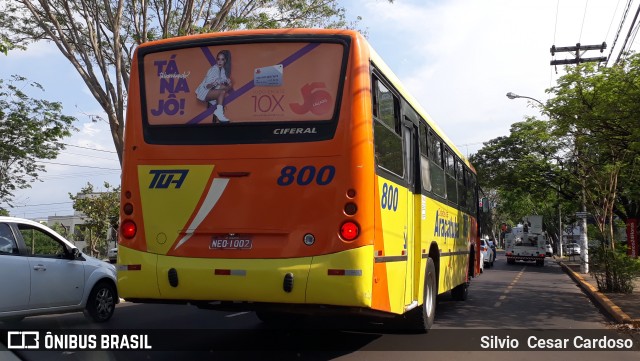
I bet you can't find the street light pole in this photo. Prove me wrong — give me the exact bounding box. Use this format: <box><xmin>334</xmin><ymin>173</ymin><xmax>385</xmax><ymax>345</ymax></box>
<box><xmin>506</xmin><ymin>92</ymin><xmax>544</xmax><ymax>107</ymax></box>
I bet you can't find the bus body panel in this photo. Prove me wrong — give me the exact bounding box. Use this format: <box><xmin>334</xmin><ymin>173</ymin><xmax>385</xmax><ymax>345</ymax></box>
<box><xmin>374</xmin><ymin>176</ymin><xmax>410</xmax><ymax>314</ymax></box>
<box><xmin>305</xmin><ymin>245</ymin><xmax>373</xmax><ymax>307</ymax></box>
<box><xmin>117</xmin><ymin>247</ymin><xmax>160</xmax><ymax>299</ymax></box>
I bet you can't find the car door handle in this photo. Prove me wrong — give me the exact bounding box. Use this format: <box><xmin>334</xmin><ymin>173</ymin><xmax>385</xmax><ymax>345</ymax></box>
<box><xmin>33</xmin><ymin>265</ymin><xmax>47</xmax><ymax>271</ymax></box>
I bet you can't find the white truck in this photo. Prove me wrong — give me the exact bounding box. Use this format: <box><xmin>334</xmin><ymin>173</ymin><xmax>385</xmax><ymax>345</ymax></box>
<box><xmin>505</xmin><ymin>215</ymin><xmax>547</xmax><ymax>266</ymax></box>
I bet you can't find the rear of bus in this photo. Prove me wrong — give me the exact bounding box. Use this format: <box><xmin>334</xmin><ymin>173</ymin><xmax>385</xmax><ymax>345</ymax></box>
<box><xmin>117</xmin><ymin>29</ymin><xmax>379</xmax><ymax>315</ymax></box>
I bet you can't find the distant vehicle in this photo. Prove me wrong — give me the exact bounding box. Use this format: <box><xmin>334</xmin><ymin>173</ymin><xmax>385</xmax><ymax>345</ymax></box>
<box><xmin>488</xmin><ymin>239</ymin><xmax>497</xmax><ymax>260</ymax></box>
<box><xmin>481</xmin><ymin>238</ymin><xmax>494</xmax><ymax>268</ymax></box>
<box><xmin>0</xmin><ymin>217</ymin><xmax>118</xmax><ymax>323</ymax></box>
<box><xmin>107</xmin><ymin>247</ymin><xmax>118</xmax><ymax>263</ymax></box>
<box><xmin>566</xmin><ymin>243</ymin><xmax>581</xmax><ymax>256</ymax></box>
<box><xmin>479</xmin><ymin>251</ymin><xmax>485</xmax><ymax>273</ymax></box>
<box><xmin>505</xmin><ymin>215</ymin><xmax>546</xmax><ymax>266</ymax></box>
<box><xmin>545</xmin><ymin>242</ymin><xmax>553</xmax><ymax>257</ymax></box>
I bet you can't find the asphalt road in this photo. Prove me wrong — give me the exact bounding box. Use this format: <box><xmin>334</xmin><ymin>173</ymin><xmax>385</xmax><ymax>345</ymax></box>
<box><xmin>3</xmin><ymin>251</ymin><xmax>639</xmax><ymax>361</ymax></box>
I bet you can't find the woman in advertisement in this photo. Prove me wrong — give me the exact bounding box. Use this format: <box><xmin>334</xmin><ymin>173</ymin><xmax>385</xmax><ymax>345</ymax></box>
<box><xmin>195</xmin><ymin>50</ymin><xmax>232</xmax><ymax>122</ymax></box>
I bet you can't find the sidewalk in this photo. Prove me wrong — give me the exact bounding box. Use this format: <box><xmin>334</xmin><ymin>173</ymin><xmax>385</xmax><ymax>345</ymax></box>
<box><xmin>556</xmin><ymin>256</ymin><xmax>640</xmax><ymax>327</ymax></box>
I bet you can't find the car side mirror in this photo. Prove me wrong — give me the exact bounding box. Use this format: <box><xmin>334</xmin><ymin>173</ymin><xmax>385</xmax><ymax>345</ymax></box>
<box><xmin>71</xmin><ymin>248</ymin><xmax>81</xmax><ymax>259</ymax></box>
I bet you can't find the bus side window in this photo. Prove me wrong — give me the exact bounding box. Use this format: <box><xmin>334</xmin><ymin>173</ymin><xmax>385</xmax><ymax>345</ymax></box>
<box><xmin>418</xmin><ymin>121</ymin><xmax>432</xmax><ymax>193</ymax></box>
<box><xmin>429</xmin><ymin>132</ymin><xmax>446</xmax><ymax>199</ymax></box>
<box><xmin>445</xmin><ymin>149</ymin><xmax>458</xmax><ymax>205</ymax></box>
<box><xmin>459</xmin><ymin>167</ymin><xmax>468</xmax><ymax>210</ymax></box>
<box><xmin>372</xmin><ymin>77</ymin><xmax>403</xmax><ymax>177</ymax></box>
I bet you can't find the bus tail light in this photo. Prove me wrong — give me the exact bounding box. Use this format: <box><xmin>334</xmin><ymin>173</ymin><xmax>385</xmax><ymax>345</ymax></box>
<box><xmin>344</xmin><ymin>202</ymin><xmax>357</xmax><ymax>216</ymax></box>
<box><xmin>340</xmin><ymin>221</ymin><xmax>359</xmax><ymax>241</ymax></box>
<box><xmin>123</xmin><ymin>202</ymin><xmax>134</xmax><ymax>215</ymax></box>
<box><xmin>121</xmin><ymin>220</ymin><xmax>137</xmax><ymax>239</ymax></box>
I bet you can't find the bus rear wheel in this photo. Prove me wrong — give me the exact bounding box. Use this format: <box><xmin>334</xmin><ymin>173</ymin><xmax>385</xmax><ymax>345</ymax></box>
<box><xmin>402</xmin><ymin>257</ymin><xmax>436</xmax><ymax>333</ymax></box>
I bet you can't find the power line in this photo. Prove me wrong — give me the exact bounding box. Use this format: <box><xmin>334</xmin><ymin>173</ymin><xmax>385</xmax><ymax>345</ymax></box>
<box><xmin>62</xmin><ymin>143</ymin><xmax>117</xmax><ymax>153</ymax></box>
<box><xmin>38</xmin><ymin>170</ymin><xmax>120</xmax><ymax>181</ymax></box>
<box><xmin>615</xmin><ymin>2</ymin><xmax>640</xmax><ymax>64</ymax></box>
<box><xmin>605</xmin><ymin>0</ymin><xmax>623</xmax><ymax>41</ymax></box>
<box><xmin>606</xmin><ymin>0</ymin><xmax>634</xmax><ymax>66</ymax></box>
<box><xmin>579</xmin><ymin>0</ymin><xmax>590</xmax><ymax>43</ymax></box>
<box><xmin>38</xmin><ymin>160</ymin><xmax>121</xmax><ymax>170</ymax></box>
<box><xmin>12</xmin><ymin>201</ymin><xmax>73</xmax><ymax>208</ymax></box>
<box><xmin>61</xmin><ymin>151</ymin><xmax>119</xmax><ymax>162</ymax></box>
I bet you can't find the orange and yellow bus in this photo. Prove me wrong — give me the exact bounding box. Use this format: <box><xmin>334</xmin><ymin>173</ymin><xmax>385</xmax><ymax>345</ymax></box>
<box><xmin>117</xmin><ymin>29</ymin><xmax>481</xmax><ymax>332</ymax></box>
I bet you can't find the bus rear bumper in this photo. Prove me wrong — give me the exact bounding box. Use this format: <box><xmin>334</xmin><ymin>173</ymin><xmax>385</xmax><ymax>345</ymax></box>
<box><xmin>117</xmin><ymin>245</ymin><xmax>374</xmax><ymax>309</ymax></box>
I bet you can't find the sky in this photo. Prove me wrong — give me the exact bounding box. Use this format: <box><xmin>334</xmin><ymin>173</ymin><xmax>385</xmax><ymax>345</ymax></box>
<box><xmin>1</xmin><ymin>0</ymin><xmax>638</xmax><ymax>220</ymax></box>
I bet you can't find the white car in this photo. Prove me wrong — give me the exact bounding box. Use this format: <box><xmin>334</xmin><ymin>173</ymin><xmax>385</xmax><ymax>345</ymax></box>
<box><xmin>480</xmin><ymin>238</ymin><xmax>494</xmax><ymax>268</ymax></box>
<box><xmin>107</xmin><ymin>247</ymin><xmax>118</xmax><ymax>263</ymax></box>
<box><xmin>545</xmin><ymin>242</ymin><xmax>553</xmax><ymax>257</ymax></box>
<box><xmin>566</xmin><ymin>242</ymin><xmax>581</xmax><ymax>256</ymax></box>
<box><xmin>0</xmin><ymin>217</ymin><xmax>118</xmax><ymax>323</ymax></box>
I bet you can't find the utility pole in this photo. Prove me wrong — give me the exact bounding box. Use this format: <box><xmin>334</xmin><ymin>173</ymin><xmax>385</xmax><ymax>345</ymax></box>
<box><xmin>550</xmin><ymin>42</ymin><xmax>607</xmax><ymax>66</ymax></box>
<box><xmin>580</xmin><ymin>190</ymin><xmax>589</xmax><ymax>274</ymax></box>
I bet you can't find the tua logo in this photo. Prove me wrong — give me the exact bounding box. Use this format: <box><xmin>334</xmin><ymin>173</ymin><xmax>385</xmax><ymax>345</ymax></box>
<box><xmin>148</xmin><ymin>170</ymin><xmax>189</xmax><ymax>189</ymax></box>
<box><xmin>289</xmin><ymin>82</ymin><xmax>332</xmax><ymax>115</ymax></box>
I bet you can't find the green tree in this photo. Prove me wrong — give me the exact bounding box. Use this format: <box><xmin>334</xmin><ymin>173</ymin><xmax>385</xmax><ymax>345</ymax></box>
<box><xmin>70</xmin><ymin>182</ymin><xmax>120</xmax><ymax>258</ymax></box>
<box><xmin>0</xmin><ymin>0</ymin><xmax>382</xmax><ymax>164</ymax></box>
<box><xmin>546</xmin><ymin>54</ymin><xmax>640</xmax><ymax>248</ymax></box>
<box><xmin>470</xmin><ymin>118</ymin><xmax>578</xmax><ymax>245</ymax></box>
<box><xmin>0</xmin><ymin>75</ymin><xmax>76</xmax><ymax>207</ymax></box>
<box><xmin>0</xmin><ymin>36</ymin><xmax>11</xmax><ymax>55</ymax></box>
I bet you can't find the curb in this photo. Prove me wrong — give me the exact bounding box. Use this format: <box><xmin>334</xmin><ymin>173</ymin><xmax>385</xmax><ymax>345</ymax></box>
<box><xmin>557</xmin><ymin>260</ymin><xmax>640</xmax><ymax>327</ymax></box>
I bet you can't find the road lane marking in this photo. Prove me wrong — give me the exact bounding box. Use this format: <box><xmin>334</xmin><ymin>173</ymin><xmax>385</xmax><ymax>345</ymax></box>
<box><xmin>494</xmin><ymin>266</ymin><xmax>526</xmax><ymax>307</ymax></box>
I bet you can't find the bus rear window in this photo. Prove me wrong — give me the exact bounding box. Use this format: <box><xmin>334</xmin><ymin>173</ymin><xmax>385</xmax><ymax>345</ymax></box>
<box><xmin>142</xmin><ymin>42</ymin><xmax>344</xmax><ymax>126</ymax></box>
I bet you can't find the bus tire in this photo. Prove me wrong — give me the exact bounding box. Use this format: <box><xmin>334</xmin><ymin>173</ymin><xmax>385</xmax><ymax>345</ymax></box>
<box><xmin>451</xmin><ymin>281</ymin><xmax>469</xmax><ymax>301</ymax></box>
<box><xmin>403</xmin><ymin>257</ymin><xmax>436</xmax><ymax>333</ymax></box>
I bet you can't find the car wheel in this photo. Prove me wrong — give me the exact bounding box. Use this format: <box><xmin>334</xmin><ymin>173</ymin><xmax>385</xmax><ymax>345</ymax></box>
<box><xmin>85</xmin><ymin>281</ymin><xmax>116</xmax><ymax>322</ymax></box>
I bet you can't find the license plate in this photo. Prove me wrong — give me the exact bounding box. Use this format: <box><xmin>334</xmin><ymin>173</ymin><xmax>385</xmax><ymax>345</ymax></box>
<box><xmin>210</xmin><ymin>235</ymin><xmax>253</xmax><ymax>250</ymax></box>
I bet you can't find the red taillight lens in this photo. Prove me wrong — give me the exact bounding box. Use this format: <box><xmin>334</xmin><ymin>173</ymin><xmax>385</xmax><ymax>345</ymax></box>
<box><xmin>340</xmin><ymin>221</ymin><xmax>359</xmax><ymax>241</ymax></box>
<box><xmin>121</xmin><ymin>220</ymin><xmax>137</xmax><ymax>239</ymax></box>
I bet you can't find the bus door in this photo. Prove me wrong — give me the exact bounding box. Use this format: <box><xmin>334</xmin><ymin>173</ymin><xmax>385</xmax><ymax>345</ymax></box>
<box><xmin>401</xmin><ymin>117</ymin><xmax>418</xmax><ymax>307</ymax></box>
